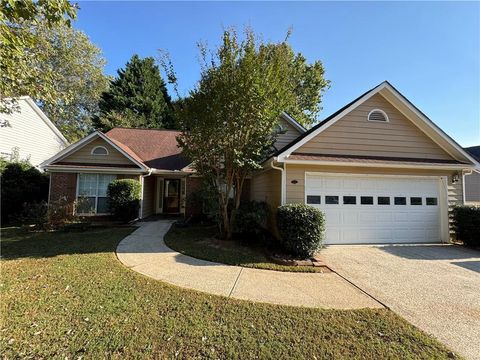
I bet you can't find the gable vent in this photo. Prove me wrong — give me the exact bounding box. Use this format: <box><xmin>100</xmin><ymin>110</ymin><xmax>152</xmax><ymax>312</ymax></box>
<box><xmin>368</xmin><ymin>109</ymin><xmax>389</xmax><ymax>122</ymax></box>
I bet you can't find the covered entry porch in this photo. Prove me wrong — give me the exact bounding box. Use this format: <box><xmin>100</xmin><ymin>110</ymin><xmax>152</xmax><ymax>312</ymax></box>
<box><xmin>142</xmin><ymin>174</ymin><xmax>189</xmax><ymax>218</ymax></box>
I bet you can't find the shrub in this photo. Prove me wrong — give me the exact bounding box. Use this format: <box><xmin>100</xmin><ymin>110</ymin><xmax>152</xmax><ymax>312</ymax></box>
<box><xmin>0</xmin><ymin>159</ymin><xmax>49</xmax><ymax>224</ymax></box>
<box><xmin>19</xmin><ymin>201</ymin><xmax>48</xmax><ymax>229</ymax></box>
<box><xmin>276</xmin><ymin>204</ymin><xmax>325</xmax><ymax>258</ymax></box>
<box><xmin>452</xmin><ymin>206</ymin><xmax>480</xmax><ymax>247</ymax></box>
<box><xmin>233</xmin><ymin>200</ymin><xmax>269</xmax><ymax>239</ymax></box>
<box><xmin>48</xmin><ymin>196</ymin><xmax>78</xmax><ymax>228</ymax></box>
<box><xmin>107</xmin><ymin>179</ymin><xmax>141</xmax><ymax>223</ymax></box>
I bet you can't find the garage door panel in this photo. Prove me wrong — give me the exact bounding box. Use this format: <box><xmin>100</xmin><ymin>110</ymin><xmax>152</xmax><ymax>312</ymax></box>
<box><xmin>305</xmin><ymin>174</ymin><xmax>442</xmax><ymax>244</ymax></box>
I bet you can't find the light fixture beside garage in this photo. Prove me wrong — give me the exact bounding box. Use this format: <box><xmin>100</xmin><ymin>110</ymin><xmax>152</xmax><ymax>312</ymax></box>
<box><xmin>291</xmin><ymin>179</ymin><xmax>298</xmax><ymax>184</ymax></box>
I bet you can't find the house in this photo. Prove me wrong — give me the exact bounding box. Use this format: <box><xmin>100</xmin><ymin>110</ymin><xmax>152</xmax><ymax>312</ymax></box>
<box><xmin>0</xmin><ymin>97</ymin><xmax>69</xmax><ymax>167</ymax></box>
<box><xmin>463</xmin><ymin>146</ymin><xmax>480</xmax><ymax>205</ymax></box>
<box><xmin>42</xmin><ymin>81</ymin><xmax>478</xmax><ymax>244</ymax></box>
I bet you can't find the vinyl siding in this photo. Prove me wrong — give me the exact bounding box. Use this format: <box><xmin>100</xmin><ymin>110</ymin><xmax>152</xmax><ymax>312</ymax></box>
<box><xmin>251</xmin><ymin>168</ymin><xmax>281</xmax><ymax>233</ymax></box>
<box><xmin>141</xmin><ymin>176</ymin><xmax>156</xmax><ymax>218</ymax></box>
<box><xmin>297</xmin><ymin>94</ymin><xmax>453</xmax><ymax>161</ymax></box>
<box><xmin>57</xmin><ymin>138</ymin><xmax>137</xmax><ymax>166</ymax></box>
<box><xmin>274</xmin><ymin>117</ymin><xmax>302</xmax><ymax>151</ymax></box>
<box><xmin>0</xmin><ymin>99</ymin><xmax>67</xmax><ymax>166</ymax></box>
<box><xmin>464</xmin><ymin>171</ymin><xmax>480</xmax><ymax>203</ymax></box>
<box><xmin>251</xmin><ymin>169</ymin><xmax>281</xmax><ymax>210</ymax></box>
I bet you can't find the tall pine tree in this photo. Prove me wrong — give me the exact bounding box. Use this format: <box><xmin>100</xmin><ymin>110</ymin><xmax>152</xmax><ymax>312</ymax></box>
<box><xmin>93</xmin><ymin>54</ymin><xmax>175</xmax><ymax>131</ymax></box>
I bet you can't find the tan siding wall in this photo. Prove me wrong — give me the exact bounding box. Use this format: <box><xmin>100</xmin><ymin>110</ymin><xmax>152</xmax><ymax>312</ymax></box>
<box><xmin>58</xmin><ymin>138</ymin><xmax>136</xmax><ymax>166</ymax></box>
<box><xmin>142</xmin><ymin>176</ymin><xmax>156</xmax><ymax>218</ymax></box>
<box><xmin>274</xmin><ymin>117</ymin><xmax>302</xmax><ymax>151</ymax></box>
<box><xmin>251</xmin><ymin>169</ymin><xmax>281</xmax><ymax>210</ymax></box>
<box><xmin>297</xmin><ymin>94</ymin><xmax>453</xmax><ymax>160</ymax></box>
<box><xmin>464</xmin><ymin>171</ymin><xmax>480</xmax><ymax>203</ymax></box>
<box><xmin>251</xmin><ymin>169</ymin><xmax>281</xmax><ymax>234</ymax></box>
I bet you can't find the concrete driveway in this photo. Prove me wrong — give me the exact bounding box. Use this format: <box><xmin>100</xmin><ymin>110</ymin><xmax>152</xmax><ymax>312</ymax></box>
<box><xmin>321</xmin><ymin>245</ymin><xmax>480</xmax><ymax>360</ymax></box>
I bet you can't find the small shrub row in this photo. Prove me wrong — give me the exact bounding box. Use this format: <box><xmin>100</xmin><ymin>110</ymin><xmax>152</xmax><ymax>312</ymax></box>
<box><xmin>452</xmin><ymin>206</ymin><xmax>480</xmax><ymax>247</ymax></box>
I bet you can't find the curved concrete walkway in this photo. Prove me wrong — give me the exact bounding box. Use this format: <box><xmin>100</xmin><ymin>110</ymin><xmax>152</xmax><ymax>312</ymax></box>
<box><xmin>116</xmin><ymin>220</ymin><xmax>382</xmax><ymax>309</ymax></box>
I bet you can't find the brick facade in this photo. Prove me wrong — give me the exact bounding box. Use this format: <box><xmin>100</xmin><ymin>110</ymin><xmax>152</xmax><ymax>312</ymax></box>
<box><xmin>49</xmin><ymin>172</ymin><xmax>77</xmax><ymax>214</ymax></box>
<box><xmin>49</xmin><ymin>172</ymin><xmax>77</xmax><ymax>203</ymax></box>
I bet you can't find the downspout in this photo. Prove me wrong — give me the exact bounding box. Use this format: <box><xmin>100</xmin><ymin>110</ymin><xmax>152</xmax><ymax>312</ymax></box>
<box><xmin>462</xmin><ymin>169</ymin><xmax>473</xmax><ymax>204</ymax></box>
<box><xmin>138</xmin><ymin>168</ymin><xmax>153</xmax><ymax>220</ymax></box>
<box><xmin>270</xmin><ymin>158</ymin><xmax>286</xmax><ymax>205</ymax></box>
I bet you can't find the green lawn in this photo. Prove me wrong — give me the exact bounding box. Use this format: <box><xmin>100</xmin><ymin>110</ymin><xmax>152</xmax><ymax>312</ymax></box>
<box><xmin>165</xmin><ymin>224</ymin><xmax>324</xmax><ymax>273</ymax></box>
<box><xmin>0</xmin><ymin>226</ymin><xmax>459</xmax><ymax>359</ymax></box>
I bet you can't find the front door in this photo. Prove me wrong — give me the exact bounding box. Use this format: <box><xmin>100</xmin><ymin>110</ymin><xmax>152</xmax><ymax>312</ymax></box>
<box><xmin>164</xmin><ymin>179</ymin><xmax>180</xmax><ymax>213</ymax></box>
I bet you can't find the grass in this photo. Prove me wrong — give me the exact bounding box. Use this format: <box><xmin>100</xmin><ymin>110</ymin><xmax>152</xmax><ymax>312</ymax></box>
<box><xmin>0</xmin><ymin>226</ymin><xmax>460</xmax><ymax>359</ymax></box>
<box><xmin>165</xmin><ymin>224</ymin><xmax>324</xmax><ymax>273</ymax></box>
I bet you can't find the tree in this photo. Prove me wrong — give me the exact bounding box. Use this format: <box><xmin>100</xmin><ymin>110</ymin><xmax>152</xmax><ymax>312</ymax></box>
<box><xmin>93</xmin><ymin>55</ymin><xmax>175</xmax><ymax>132</ymax></box>
<box><xmin>1</xmin><ymin>2</ymin><xmax>109</xmax><ymax>142</ymax></box>
<box><xmin>32</xmin><ymin>23</ymin><xmax>109</xmax><ymax>141</ymax></box>
<box><xmin>172</xmin><ymin>28</ymin><xmax>329</xmax><ymax>239</ymax></box>
<box><xmin>0</xmin><ymin>0</ymin><xmax>78</xmax><ymax>113</ymax></box>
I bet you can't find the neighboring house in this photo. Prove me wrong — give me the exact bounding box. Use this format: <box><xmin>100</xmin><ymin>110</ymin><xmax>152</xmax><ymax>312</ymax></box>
<box><xmin>0</xmin><ymin>97</ymin><xmax>69</xmax><ymax>167</ymax></box>
<box><xmin>463</xmin><ymin>146</ymin><xmax>480</xmax><ymax>205</ymax></box>
<box><xmin>42</xmin><ymin>81</ymin><xmax>478</xmax><ymax>244</ymax></box>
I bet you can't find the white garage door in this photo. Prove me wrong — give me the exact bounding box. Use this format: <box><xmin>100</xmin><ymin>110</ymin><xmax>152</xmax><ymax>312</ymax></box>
<box><xmin>305</xmin><ymin>173</ymin><xmax>442</xmax><ymax>244</ymax></box>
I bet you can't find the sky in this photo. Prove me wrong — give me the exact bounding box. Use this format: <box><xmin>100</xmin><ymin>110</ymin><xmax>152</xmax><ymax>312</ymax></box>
<box><xmin>74</xmin><ymin>1</ymin><xmax>480</xmax><ymax>147</ymax></box>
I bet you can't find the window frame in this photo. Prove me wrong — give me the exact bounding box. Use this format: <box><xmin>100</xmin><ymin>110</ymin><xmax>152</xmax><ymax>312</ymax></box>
<box><xmin>360</xmin><ymin>196</ymin><xmax>374</xmax><ymax>205</ymax></box>
<box><xmin>76</xmin><ymin>173</ymin><xmax>116</xmax><ymax>215</ymax></box>
<box><xmin>325</xmin><ymin>195</ymin><xmax>339</xmax><ymax>205</ymax></box>
<box><xmin>306</xmin><ymin>195</ymin><xmax>321</xmax><ymax>205</ymax></box>
<box><xmin>367</xmin><ymin>109</ymin><xmax>389</xmax><ymax>123</ymax></box>
<box><xmin>91</xmin><ymin>146</ymin><xmax>109</xmax><ymax>156</ymax></box>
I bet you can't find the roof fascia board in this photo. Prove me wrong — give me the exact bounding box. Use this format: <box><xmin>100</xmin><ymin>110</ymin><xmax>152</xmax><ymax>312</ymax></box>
<box><xmin>44</xmin><ymin>166</ymin><xmax>146</xmax><ymax>174</ymax></box>
<box><xmin>41</xmin><ymin>131</ymin><xmax>148</xmax><ymax>171</ymax></box>
<box><xmin>40</xmin><ymin>131</ymin><xmax>101</xmax><ymax>168</ymax></box>
<box><xmin>282</xmin><ymin>158</ymin><xmax>473</xmax><ymax>170</ymax></box>
<box><xmin>277</xmin><ymin>82</ymin><xmax>388</xmax><ymax>160</ymax></box>
<box><xmin>96</xmin><ymin>132</ymin><xmax>148</xmax><ymax>170</ymax></box>
<box><xmin>379</xmin><ymin>84</ymin><xmax>480</xmax><ymax>167</ymax></box>
<box><xmin>280</xmin><ymin>112</ymin><xmax>306</xmax><ymax>133</ymax></box>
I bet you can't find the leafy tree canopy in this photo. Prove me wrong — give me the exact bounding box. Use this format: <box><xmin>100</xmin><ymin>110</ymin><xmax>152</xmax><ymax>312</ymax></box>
<box><xmin>1</xmin><ymin>1</ymin><xmax>109</xmax><ymax>142</ymax></box>
<box><xmin>93</xmin><ymin>55</ymin><xmax>175</xmax><ymax>132</ymax></box>
<box><xmin>0</xmin><ymin>0</ymin><xmax>77</xmax><ymax>111</ymax></box>
<box><xmin>171</xmin><ymin>28</ymin><xmax>329</xmax><ymax>239</ymax></box>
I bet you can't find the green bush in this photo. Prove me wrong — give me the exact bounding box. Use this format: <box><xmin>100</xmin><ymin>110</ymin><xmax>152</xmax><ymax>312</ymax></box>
<box><xmin>0</xmin><ymin>159</ymin><xmax>49</xmax><ymax>224</ymax></box>
<box><xmin>452</xmin><ymin>206</ymin><xmax>480</xmax><ymax>247</ymax></box>
<box><xmin>107</xmin><ymin>179</ymin><xmax>141</xmax><ymax>223</ymax></box>
<box><xmin>19</xmin><ymin>201</ymin><xmax>48</xmax><ymax>229</ymax></box>
<box><xmin>233</xmin><ymin>200</ymin><xmax>269</xmax><ymax>238</ymax></box>
<box><xmin>276</xmin><ymin>204</ymin><xmax>325</xmax><ymax>258</ymax></box>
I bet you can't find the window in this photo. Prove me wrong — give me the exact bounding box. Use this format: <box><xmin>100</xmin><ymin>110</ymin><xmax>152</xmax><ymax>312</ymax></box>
<box><xmin>394</xmin><ymin>197</ymin><xmax>407</xmax><ymax>205</ymax></box>
<box><xmin>426</xmin><ymin>197</ymin><xmax>438</xmax><ymax>206</ymax></box>
<box><xmin>307</xmin><ymin>195</ymin><xmax>321</xmax><ymax>204</ymax></box>
<box><xmin>77</xmin><ymin>174</ymin><xmax>116</xmax><ymax>214</ymax></box>
<box><xmin>91</xmin><ymin>146</ymin><xmax>108</xmax><ymax>155</ymax></box>
<box><xmin>325</xmin><ymin>196</ymin><xmax>339</xmax><ymax>204</ymax></box>
<box><xmin>361</xmin><ymin>196</ymin><xmax>373</xmax><ymax>205</ymax></box>
<box><xmin>378</xmin><ymin>196</ymin><xmax>390</xmax><ymax>205</ymax></box>
<box><xmin>410</xmin><ymin>197</ymin><xmax>422</xmax><ymax>206</ymax></box>
<box><xmin>368</xmin><ymin>109</ymin><xmax>389</xmax><ymax>122</ymax></box>
<box><xmin>343</xmin><ymin>196</ymin><xmax>356</xmax><ymax>205</ymax></box>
